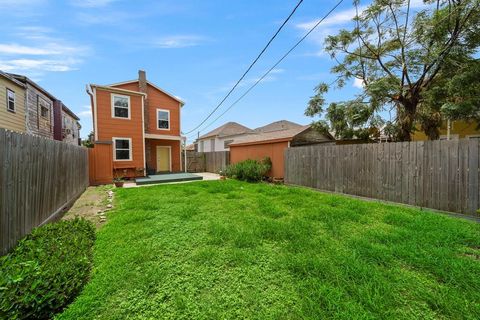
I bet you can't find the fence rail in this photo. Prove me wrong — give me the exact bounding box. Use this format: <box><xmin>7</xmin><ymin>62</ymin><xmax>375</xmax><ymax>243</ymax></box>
<box><xmin>0</xmin><ymin>129</ymin><xmax>89</xmax><ymax>255</ymax></box>
<box><xmin>285</xmin><ymin>139</ymin><xmax>480</xmax><ymax>216</ymax></box>
<box><xmin>183</xmin><ymin>151</ymin><xmax>230</xmax><ymax>173</ymax></box>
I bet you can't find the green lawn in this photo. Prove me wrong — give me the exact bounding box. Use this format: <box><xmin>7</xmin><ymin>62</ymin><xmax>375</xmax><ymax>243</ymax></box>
<box><xmin>58</xmin><ymin>180</ymin><xmax>480</xmax><ymax>319</ymax></box>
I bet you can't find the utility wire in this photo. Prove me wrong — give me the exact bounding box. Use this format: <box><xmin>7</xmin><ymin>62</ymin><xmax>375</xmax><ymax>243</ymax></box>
<box><xmin>184</xmin><ymin>0</ymin><xmax>304</xmax><ymax>135</ymax></box>
<box><xmin>188</xmin><ymin>0</ymin><xmax>345</xmax><ymax>139</ymax></box>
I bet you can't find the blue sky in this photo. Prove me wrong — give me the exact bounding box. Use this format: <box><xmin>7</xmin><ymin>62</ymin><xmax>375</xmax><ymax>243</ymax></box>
<box><xmin>0</xmin><ymin>0</ymin><xmax>423</xmax><ymax>142</ymax></box>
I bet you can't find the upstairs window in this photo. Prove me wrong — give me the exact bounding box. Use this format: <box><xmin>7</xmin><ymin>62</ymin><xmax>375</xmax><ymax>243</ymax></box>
<box><xmin>157</xmin><ymin>109</ymin><xmax>170</xmax><ymax>130</ymax></box>
<box><xmin>6</xmin><ymin>89</ymin><xmax>15</xmax><ymax>112</ymax></box>
<box><xmin>113</xmin><ymin>138</ymin><xmax>132</xmax><ymax>161</ymax></box>
<box><xmin>40</xmin><ymin>105</ymin><xmax>49</xmax><ymax>118</ymax></box>
<box><xmin>112</xmin><ymin>94</ymin><xmax>130</xmax><ymax>119</ymax></box>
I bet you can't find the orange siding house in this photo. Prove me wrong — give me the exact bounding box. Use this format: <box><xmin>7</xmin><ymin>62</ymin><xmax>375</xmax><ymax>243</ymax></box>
<box><xmin>88</xmin><ymin>70</ymin><xmax>184</xmax><ymax>181</ymax></box>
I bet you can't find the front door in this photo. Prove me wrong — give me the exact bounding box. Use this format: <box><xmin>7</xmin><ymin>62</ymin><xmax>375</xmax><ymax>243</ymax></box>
<box><xmin>156</xmin><ymin>146</ymin><xmax>171</xmax><ymax>172</ymax></box>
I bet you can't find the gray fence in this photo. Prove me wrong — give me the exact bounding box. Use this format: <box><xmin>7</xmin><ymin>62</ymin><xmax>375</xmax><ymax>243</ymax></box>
<box><xmin>285</xmin><ymin>139</ymin><xmax>480</xmax><ymax>216</ymax></box>
<box><xmin>0</xmin><ymin>129</ymin><xmax>89</xmax><ymax>255</ymax></box>
<box><xmin>183</xmin><ymin>151</ymin><xmax>230</xmax><ymax>173</ymax></box>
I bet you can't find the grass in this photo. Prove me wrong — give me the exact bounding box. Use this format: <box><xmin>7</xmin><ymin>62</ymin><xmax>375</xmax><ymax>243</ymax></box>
<box><xmin>58</xmin><ymin>180</ymin><xmax>480</xmax><ymax>319</ymax></box>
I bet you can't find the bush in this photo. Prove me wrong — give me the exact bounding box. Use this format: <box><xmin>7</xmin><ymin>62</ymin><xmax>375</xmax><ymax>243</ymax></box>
<box><xmin>225</xmin><ymin>157</ymin><xmax>272</xmax><ymax>182</ymax></box>
<box><xmin>0</xmin><ymin>218</ymin><xmax>96</xmax><ymax>320</ymax></box>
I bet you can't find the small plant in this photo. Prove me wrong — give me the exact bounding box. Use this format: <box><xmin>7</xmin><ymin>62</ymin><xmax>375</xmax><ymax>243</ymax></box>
<box><xmin>0</xmin><ymin>218</ymin><xmax>95</xmax><ymax>320</ymax></box>
<box><xmin>224</xmin><ymin>157</ymin><xmax>272</xmax><ymax>182</ymax></box>
<box><xmin>113</xmin><ymin>170</ymin><xmax>126</xmax><ymax>187</ymax></box>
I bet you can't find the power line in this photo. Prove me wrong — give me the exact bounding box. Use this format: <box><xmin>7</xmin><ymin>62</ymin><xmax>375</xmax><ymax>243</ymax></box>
<box><xmin>188</xmin><ymin>0</ymin><xmax>345</xmax><ymax>139</ymax></box>
<box><xmin>184</xmin><ymin>0</ymin><xmax>304</xmax><ymax>135</ymax></box>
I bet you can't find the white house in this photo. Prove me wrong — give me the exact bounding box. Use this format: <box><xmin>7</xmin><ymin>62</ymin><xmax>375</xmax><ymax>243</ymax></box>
<box><xmin>195</xmin><ymin>122</ymin><xmax>254</xmax><ymax>152</ymax></box>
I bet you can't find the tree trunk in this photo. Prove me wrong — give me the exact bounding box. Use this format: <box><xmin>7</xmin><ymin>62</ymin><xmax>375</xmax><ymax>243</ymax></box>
<box><xmin>396</xmin><ymin>101</ymin><xmax>417</xmax><ymax>142</ymax></box>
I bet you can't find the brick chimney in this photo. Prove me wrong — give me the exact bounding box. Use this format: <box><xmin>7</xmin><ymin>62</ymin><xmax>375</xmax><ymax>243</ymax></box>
<box><xmin>138</xmin><ymin>70</ymin><xmax>149</xmax><ymax>131</ymax></box>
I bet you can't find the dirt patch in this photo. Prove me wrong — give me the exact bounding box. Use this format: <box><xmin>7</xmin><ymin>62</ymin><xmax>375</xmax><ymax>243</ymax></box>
<box><xmin>63</xmin><ymin>185</ymin><xmax>115</xmax><ymax>228</ymax></box>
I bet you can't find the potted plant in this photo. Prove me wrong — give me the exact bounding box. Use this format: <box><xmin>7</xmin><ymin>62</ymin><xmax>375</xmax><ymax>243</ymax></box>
<box><xmin>113</xmin><ymin>171</ymin><xmax>125</xmax><ymax>188</ymax></box>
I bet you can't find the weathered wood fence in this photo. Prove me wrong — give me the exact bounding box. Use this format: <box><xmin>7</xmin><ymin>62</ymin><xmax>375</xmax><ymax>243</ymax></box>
<box><xmin>285</xmin><ymin>139</ymin><xmax>480</xmax><ymax>215</ymax></box>
<box><xmin>0</xmin><ymin>129</ymin><xmax>89</xmax><ymax>255</ymax></box>
<box><xmin>183</xmin><ymin>151</ymin><xmax>230</xmax><ymax>173</ymax></box>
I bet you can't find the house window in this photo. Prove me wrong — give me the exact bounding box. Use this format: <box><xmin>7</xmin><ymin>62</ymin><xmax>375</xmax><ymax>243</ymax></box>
<box><xmin>224</xmin><ymin>139</ymin><xmax>233</xmax><ymax>149</ymax></box>
<box><xmin>113</xmin><ymin>138</ymin><xmax>132</xmax><ymax>161</ymax></box>
<box><xmin>199</xmin><ymin>141</ymin><xmax>204</xmax><ymax>152</ymax></box>
<box><xmin>157</xmin><ymin>109</ymin><xmax>170</xmax><ymax>130</ymax></box>
<box><xmin>112</xmin><ymin>94</ymin><xmax>130</xmax><ymax>119</ymax></box>
<box><xmin>6</xmin><ymin>89</ymin><xmax>15</xmax><ymax>112</ymax></box>
<box><xmin>40</xmin><ymin>105</ymin><xmax>49</xmax><ymax>118</ymax></box>
<box><xmin>210</xmin><ymin>138</ymin><xmax>215</xmax><ymax>152</ymax></box>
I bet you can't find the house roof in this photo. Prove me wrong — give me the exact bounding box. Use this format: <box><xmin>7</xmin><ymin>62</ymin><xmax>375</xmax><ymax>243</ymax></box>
<box><xmin>184</xmin><ymin>143</ymin><xmax>195</xmax><ymax>151</ymax></box>
<box><xmin>7</xmin><ymin>73</ymin><xmax>57</xmax><ymax>100</ymax></box>
<box><xmin>0</xmin><ymin>71</ymin><xmax>26</xmax><ymax>88</ymax></box>
<box><xmin>254</xmin><ymin>120</ymin><xmax>302</xmax><ymax>133</ymax></box>
<box><xmin>62</xmin><ymin>103</ymin><xmax>80</xmax><ymax>121</ymax></box>
<box><xmin>90</xmin><ymin>84</ymin><xmax>147</xmax><ymax>96</ymax></box>
<box><xmin>198</xmin><ymin>122</ymin><xmax>253</xmax><ymax>140</ymax></box>
<box><xmin>108</xmin><ymin>79</ymin><xmax>185</xmax><ymax>105</ymax></box>
<box><xmin>230</xmin><ymin>125</ymin><xmax>312</xmax><ymax>146</ymax></box>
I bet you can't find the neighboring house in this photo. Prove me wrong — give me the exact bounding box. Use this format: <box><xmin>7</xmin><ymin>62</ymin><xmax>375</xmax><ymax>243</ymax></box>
<box><xmin>254</xmin><ymin>120</ymin><xmax>302</xmax><ymax>133</ymax></box>
<box><xmin>61</xmin><ymin>104</ymin><xmax>81</xmax><ymax>145</ymax></box>
<box><xmin>195</xmin><ymin>122</ymin><xmax>254</xmax><ymax>152</ymax></box>
<box><xmin>412</xmin><ymin>120</ymin><xmax>480</xmax><ymax>141</ymax></box>
<box><xmin>0</xmin><ymin>71</ymin><xmax>27</xmax><ymax>133</ymax></box>
<box><xmin>88</xmin><ymin>70</ymin><xmax>184</xmax><ymax>177</ymax></box>
<box><xmin>229</xmin><ymin>125</ymin><xmax>334</xmax><ymax>178</ymax></box>
<box><xmin>7</xmin><ymin>73</ymin><xmax>81</xmax><ymax>145</ymax></box>
<box><xmin>9</xmin><ymin>73</ymin><xmax>55</xmax><ymax>139</ymax></box>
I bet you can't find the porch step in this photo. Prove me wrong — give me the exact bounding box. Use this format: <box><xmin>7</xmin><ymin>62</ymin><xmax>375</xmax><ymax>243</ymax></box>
<box><xmin>136</xmin><ymin>173</ymin><xmax>203</xmax><ymax>186</ymax></box>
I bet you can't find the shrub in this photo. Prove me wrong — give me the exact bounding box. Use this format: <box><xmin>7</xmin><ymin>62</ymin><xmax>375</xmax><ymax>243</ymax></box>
<box><xmin>225</xmin><ymin>157</ymin><xmax>272</xmax><ymax>182</ymax></box>
<box><xmin>0</xmin><ymin>218</ymin><xmax>96</xmax><ymax>320</ymax></box>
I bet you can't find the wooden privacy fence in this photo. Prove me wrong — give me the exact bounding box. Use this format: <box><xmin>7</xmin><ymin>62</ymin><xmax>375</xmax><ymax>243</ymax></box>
<box><xmin>285</xmin><ymin>139</ymin><xmax>480</xmax><ymax>215</ymax></box>
<box><xmin>0</xmin><ymin>129</ymin><xmax>89</xmax><ymax>255</ymax></box>
<box><xmin>183</xmin><ymin>151</ymin><xmax>230</xmax><ymax>173</ymax></box>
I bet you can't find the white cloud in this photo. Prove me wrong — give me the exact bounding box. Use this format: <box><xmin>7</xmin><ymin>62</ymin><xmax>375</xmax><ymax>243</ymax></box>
<box><xmin>153</xmin><ymin>35</ymin><xmax>208</xmax><ymax>49</ymax></box>
<box><xmin>78</xmin><ymin>105</ymin><xmax>92</xmax><ymax>117</ymax></box>
<box><xmin>353</xmin><ymin>78</ymin><xmax>364</xmax><ymax>88</ymax></box>
<box><xmin>0</xmin><ymin>58</ymin><xmax>81</xmax><ymax>72</ymax></box>
<box><xmin>0</xmin><ymin>26</ymin><xmax>90</xmax><ymax>74</ymax></box>
<box><xmin>70</xmin><ymin>0</ymin><xmax>119</xmax><ymax>8</ymax></box>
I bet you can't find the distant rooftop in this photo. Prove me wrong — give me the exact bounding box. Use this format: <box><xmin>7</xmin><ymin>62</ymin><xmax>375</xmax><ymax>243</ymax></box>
<box><xmin>254</xmin><ymin>120</ymin><xmax>302</xmax><ymax>133</ymax></box>
<box><xmin>198</xmin><ymin>122</ymin><xmax>253</xmax><ymax>139</ymax></box>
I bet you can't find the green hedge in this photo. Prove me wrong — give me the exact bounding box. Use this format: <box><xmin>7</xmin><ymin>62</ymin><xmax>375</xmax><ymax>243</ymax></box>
<box><xmin>224</xmin><ymin>157</ymin><xmax>272</xmax><ymax>182</ymax></box>
<box><xmin>0</xmin><ymin>218</ymin><xmax>95</xmax><ymax>320</ymax></box>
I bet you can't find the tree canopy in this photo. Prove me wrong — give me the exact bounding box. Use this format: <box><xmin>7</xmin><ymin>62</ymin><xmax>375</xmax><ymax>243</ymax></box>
<box><xmin>306</xmin><ymin>0</ymin><xmax>480</xmax><ymax>141</ymax></box>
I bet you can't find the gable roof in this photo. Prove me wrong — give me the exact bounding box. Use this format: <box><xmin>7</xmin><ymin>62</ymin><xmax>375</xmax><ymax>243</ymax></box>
<box><xmin>198</xmin><ymin>122</ymin><xmax>253</xmax><ymax>139</ymax></box>
<box><xmin>7</xmin><ymin>72</ymin><xmax>56</xmax><ymax>100</ymax></box>
<box><xmin>254</xmin><ymin>120</ymin><xmax>302</xmax><ymax>133</ymax></box>
<box><xmin>0</xmin><ymin>71</ymin><xmax>26</xmax><ymax>88</ymax></box>
<box><xmin>108</xmin><ymin>79</ymin><xmax>185</xmax><ymax>105</ymax></box>
<box><xmin>230</xmin><ymin>125</ymin><xmax>311</xmax><ymax>146</ymax></box>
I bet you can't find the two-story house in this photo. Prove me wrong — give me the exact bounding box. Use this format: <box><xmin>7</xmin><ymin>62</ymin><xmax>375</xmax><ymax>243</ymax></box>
<box><xmin>0</xmin><ymin>71</ymin><xmax>27</xmax><ymax>133</ymax></box>
<box><xmin>88</xmin><ymin>70</ymin><xmax>184</xmax><ymax>178</ymax></box>
<box><xmin>5</xmin><ymin>72</ymin><xmax>81</xmax><ymax>145</ymax></box>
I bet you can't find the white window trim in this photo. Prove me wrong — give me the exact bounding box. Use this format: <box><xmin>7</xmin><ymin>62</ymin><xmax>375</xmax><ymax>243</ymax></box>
<box><xmin>113</xmin><ymin>137</ymin><xmax>132</xmax><ymax>161</ymax></box>
<box><xmin>6</xmin><ymin>88</ymin><xmax>15</xmax><ymax>112</ymax></box>
<box><xmin>111</xmin><ymin>94</ymin><xmax>131</xmax><ymax>120</ymax></box>
<box><xmin>156</xmin><ymin>108</ymin><xmax>170</xmax><ymax>130</ymax></box>
<box><xmin>466</xmin><ymin>134</ymin><xmax>480</xmax><ymax>139</ymax></box>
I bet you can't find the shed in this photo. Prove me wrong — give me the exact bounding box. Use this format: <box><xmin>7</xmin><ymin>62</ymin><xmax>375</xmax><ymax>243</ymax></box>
<box><xmin>229</xmin><ymin>125</ymin><xmax>334</xmax><ymax>178</ymax></box>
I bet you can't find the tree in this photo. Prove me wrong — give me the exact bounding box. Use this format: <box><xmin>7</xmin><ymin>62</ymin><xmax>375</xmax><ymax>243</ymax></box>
<box><xmin>306</xmin><ymin>0</ymin><xmax>480</xmax><ymax>141</ymax></box>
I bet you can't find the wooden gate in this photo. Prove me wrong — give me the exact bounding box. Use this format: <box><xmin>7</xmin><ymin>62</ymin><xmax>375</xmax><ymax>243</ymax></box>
<box><xmin>88</xmin><ymin>142</ymin><xmax>113</xmax><ymax>185</ymax></box>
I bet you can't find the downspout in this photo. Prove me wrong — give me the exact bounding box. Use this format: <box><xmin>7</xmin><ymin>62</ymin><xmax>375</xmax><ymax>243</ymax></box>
<box><xmin>183</xmin><ymin>137</ymin><xmax>187</xmax><ymax>173</ymax></box>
